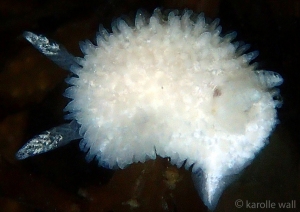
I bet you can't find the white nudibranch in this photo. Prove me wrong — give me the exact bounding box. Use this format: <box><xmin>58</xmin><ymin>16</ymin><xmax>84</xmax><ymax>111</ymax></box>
<box><xmin>16</xmin><ymin>9</ymin><xmax>283</xmax><ymax>211</ymax></box>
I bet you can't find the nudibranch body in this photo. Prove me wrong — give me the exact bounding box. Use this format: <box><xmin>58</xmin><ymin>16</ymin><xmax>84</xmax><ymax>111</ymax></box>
<box><xmin>16</xmin><ymin>9</ymin><xmax>283</xmax><ymax>210</ymax></box>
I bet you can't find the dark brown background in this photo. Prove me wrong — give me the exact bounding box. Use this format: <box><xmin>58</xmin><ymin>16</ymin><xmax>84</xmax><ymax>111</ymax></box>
<box><xmin>0</xmin><ymin>0</ymin><xmax>299</xmax><ymax>211</ymax></box>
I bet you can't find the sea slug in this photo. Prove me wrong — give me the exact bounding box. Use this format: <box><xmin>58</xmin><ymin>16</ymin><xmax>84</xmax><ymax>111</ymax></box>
<box><xmin>16</xmin><ymin>8</ymin><xmax>283</xmax><ymax>210</ymax></box>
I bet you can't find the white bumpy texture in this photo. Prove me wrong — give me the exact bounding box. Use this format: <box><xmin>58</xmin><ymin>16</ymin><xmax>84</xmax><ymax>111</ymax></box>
<box><xmin>64</xmin><ymin>9</ymin><xmax>283</xmax><ymax>210</ymax></box>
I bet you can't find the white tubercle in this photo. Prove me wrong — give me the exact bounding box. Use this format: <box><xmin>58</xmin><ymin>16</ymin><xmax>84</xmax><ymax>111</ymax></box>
<box><xmin>63</xmin><ymin>9</ymin><xmax>283</xmax><ymax>210</ymax></box>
